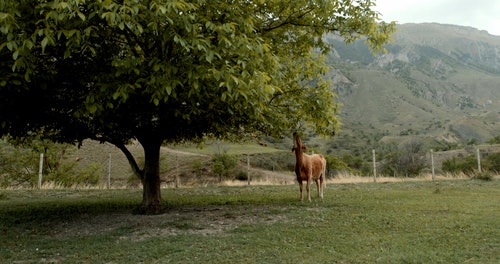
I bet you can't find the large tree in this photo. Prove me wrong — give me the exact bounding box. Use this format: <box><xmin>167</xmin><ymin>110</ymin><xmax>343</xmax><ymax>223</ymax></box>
<box><xmin>0</xmin><ymin>0</ymin><xmax>395</xmax><ymax>214</ymax></box>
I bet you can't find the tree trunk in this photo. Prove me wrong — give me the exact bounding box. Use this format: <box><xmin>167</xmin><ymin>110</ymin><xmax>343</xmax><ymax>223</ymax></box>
<box><xmin>139</xmin><ymin>142</ymin><xmax>162</xmax><ymax>215</ymax></box>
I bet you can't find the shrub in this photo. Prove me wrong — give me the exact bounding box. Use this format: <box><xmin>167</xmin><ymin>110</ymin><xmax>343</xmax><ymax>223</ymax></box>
<box><xmin>324</xmin><ymin>154</ymin><xmax>350</xmax><ymax>177</ymax></box>
<box><xmin>235</xmin><ymin>171</ymin><xmax>248</xmax><ymax>181</ymax></box>
<box><xmin>0</xmin><ymin>139</ymin><xmax>103</xmax><ymax>188</ymax></box>
<box><xmin>191</xmin><ymin>158</ymin><xmax>205</xmax><ymax>178</ymax></box>
<box><xmin>442</xmin><ymin>154</ymin><xmax>477</xmax><ymax>175</ymax></box>
<box><xmin>484</xmin><ymin>152</ymin><xmax>500</xmax><ymax>172</ymax></box>
<box><xmin>380</xmin><ymin>140</ymin><xmax>427</xmax><ymax>177</ymax></box>
<box><xmin>471</xmin><ymin>172</ymin><xmax>493</xmax><ymax>181</ymax></box>
<box><xmin>211</xmin><ymin>153</ymin><xmax>239</xmax><ymax>181</ymax></box>
<box><xmin>486</xmin><ymin>135</ymin><xmax>500</xmax><ymax>144</ymax></box>
<box><xmin>0</xmin><ymin>140</ymin><xmax>38</xmax><ymax>187</ymax></box>
<box><xmin>44</xmin><ymin>162</ymin><xmax>101</xmax><ymax>187</ymax></box>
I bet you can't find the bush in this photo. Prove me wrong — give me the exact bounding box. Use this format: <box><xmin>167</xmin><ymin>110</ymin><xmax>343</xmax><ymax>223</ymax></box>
<box><xmin>324</xmin><ymin>154</ymin><xmax>350</xmax><ymax>177</ymax></box>
<box><xmin>442</xmin><ymin>154</ymin><xmax>477</xmax><ymax>175</ymax></box>
<box><xmin>487</xmin><ymin>135</ymin><xmax>500</xmax><ymax>144</ymax></box>
<box><xmin>484</xmin><ymin>152</ymin><xmax>500</xmax><ymax>172</ymax></box>
<box><xmin>471</xmin><ymin>172</ymin><xmax>493</xmax><ymax>181</ymax></box>
<box><xmin>0</xmin><ymin>139</ymin><xmax>104</xmax><ymax>188</ymax></box>
<box><xmin>211</xmin><ymin>153</ymin><xmax>239</xmax><ymax>181</ymax></box>
<box><xmin>44</xmin><ymin>162</ymin><xmax>101</xmax><ymax>187</ymax></box>
<box><xmin>191</xmin><ymin>158</ymin><xmax>205</xmax><ymax>178</ymax></box>
<box><xmin>235</xmin><ymin>171</ymin><xmax>248</xmax><ymax>181</ymax></box>
<box><xmin>0</xmin><ymin>140</ymin><xmax>39</xmax><ymax>187</ymax></box>
<box><xmin>379</xmin><ymin>140</ymin><xmax>427</xmax><ymax>177</ymax></box>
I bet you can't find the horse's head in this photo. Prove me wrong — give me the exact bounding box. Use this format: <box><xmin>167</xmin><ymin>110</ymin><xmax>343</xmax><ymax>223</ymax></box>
<box><xmin>292</xmin><ymin>145</ymin><xmax>307</xmax><ymax>153</ymax></box>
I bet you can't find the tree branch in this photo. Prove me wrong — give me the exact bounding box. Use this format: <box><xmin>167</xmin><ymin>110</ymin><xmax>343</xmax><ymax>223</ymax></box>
<box><xmin>114</xmin><ymin>141</ymin><xmax>144</xmax><ymax>180</ymax></box>
<box><xmin>259</xmin><ymin>7</ymin><xmax>323</xmax><ymax>33</ymax></box>
<box><xmin>93</xmin><ymin>135</ymin><xmax>144</xmax><ymax>180</ymax></box>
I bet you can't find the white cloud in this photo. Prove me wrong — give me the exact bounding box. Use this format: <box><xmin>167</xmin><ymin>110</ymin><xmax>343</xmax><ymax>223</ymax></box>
<box><xmin>374</xmin><ymin>0</ymin><xmax>500</xmax><ymax>36</ymax></box>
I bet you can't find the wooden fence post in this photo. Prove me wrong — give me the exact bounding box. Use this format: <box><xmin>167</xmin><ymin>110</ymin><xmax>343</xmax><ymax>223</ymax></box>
<box><xmin>477</xmin><ymin>149</ymin><xmax>482</xmax><ymax>173</ymax></box>
<box><xmin>430</xmin><ymin>149</ymin><xmax>435</xmax><ymax>181</ymax></box>
<box><xmin>372</xmin><ymin>149</ymin><xmax>377</xmax><ymax>182</ymax></box>
<box><xmin>247</xmin><ymin>154</ymin><xmax>251</xmax><ymax>185</ymax></box>
<box><xmin>38</xmin><ymin>153</ymin><xmax>44</xmax><ymax>189</ymax></box>
<box><xmin>107</xmin><ymin>153</ymin><xmax>111</xmax><ymax>189</ymax></box>
<box><xmin>175</xmin><ymin>154</ymin><xmax>180</xmax><ymax>188</ymax></box>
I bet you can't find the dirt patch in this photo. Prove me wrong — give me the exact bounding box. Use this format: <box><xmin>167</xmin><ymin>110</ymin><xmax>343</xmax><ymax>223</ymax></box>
<box><xmin>52</xmin><ymin>205</ymin><xmax>288</xmax><ymax>241</ymax></box>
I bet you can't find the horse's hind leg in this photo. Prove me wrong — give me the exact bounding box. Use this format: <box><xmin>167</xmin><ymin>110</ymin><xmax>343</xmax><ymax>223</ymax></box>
<box><xmin>319</xmin><ymin>176</ymin><xmax>324</xmax><ymax>199</ymax></box>
<box><xmin>315</xmin><ymin>179</ymin><xmax>320</xmax><ymax>198</ymax></box>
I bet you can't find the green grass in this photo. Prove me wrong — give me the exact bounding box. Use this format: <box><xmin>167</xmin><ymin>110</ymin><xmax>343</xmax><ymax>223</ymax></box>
<box><xmin>1</xmin><ymin>179</ymin><xmax>499</xmax><ymax>263</ymax></box>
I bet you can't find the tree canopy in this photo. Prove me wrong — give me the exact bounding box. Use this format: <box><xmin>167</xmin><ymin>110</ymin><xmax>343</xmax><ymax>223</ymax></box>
<box><xmin>0</xmin><ymin>0</ymin><xmax>395</xmax><ymax>214</ymax></box>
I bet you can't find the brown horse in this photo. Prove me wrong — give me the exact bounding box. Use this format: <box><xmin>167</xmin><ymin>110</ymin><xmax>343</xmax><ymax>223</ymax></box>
<box><xmin>292</xmin><ymin>132</ymin><xmax>326</xmax><ymax>201</ymax></box>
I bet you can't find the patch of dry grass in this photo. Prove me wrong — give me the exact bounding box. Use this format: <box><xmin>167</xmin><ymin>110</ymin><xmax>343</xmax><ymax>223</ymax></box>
<box><xmin>10</xmin><ymin>171</ymin><xmax>491</xmax><ymax>190</ymax></box>
<box><xmin>223</xmin><ymin>171</ymin><xmax>489</xmax><ymax>187</ymax></box>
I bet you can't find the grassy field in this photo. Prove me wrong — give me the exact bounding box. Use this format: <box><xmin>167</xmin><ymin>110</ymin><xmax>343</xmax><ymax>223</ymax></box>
<box><xmin>0</xmin><ymin>179</ymin><xmax>498</xmax><ymax>263</ymax></box>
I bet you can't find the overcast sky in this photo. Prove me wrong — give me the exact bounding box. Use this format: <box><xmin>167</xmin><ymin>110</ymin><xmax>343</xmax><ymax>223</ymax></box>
<box><xmin>373</xmin><ymin>0</ymin><xmax>500</xmax><ymax>36</ymax></box>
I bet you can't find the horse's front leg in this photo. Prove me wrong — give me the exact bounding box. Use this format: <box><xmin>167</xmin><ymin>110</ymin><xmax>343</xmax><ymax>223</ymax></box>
<box><xmin>298</xmin><ymin>180</ymin><xmax>304</xmax><ymax>201</ymax></box>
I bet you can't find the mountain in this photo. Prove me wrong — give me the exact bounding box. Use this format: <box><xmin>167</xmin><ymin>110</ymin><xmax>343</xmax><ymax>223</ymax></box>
<box><xmin>322</xmin><ymin>23</ymin><xmax>500</xmax><ymax>155</ymax></box>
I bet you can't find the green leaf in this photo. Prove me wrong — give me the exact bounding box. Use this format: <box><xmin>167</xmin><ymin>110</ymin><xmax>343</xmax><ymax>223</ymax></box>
<box><xmin>206</xmin><ymin>51</ymin><xmax>214</xmax><ymax>63</ymax></box>
<box><xmin>77</xmin><ymin>11</ymin><xmax>85</xmax><ymax>21</ymax></box>
<box><xmin>88</xmin><ymin>104</ymin><xmax>97</xmax><ymax>114</ymax></box>
<box><xmin>23</xmin><ymin>39</ymin><xmax>34</xmax><ymax>49</ymax></box>
<box><xmin>0</xmin><ymin>13</ymin><xmax>9</xmax><ymax>20</ymax></box>
<box><xmin>41</xmin><ymin>37</ymin><xmax>49</xmax><ymax>50</ymax></box>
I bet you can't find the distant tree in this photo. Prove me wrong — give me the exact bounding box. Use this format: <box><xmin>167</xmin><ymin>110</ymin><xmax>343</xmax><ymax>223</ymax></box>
<box><xmin>399</xmin><ymin>140</ymin><xmax>427</xmax><ymax>176</ymax></box>
<box><xmin>341</xmin><ymin>153</ymin><xmax>364</xmax><ymax>171</ymax></box>
<box><xmin>0</xmin><ymin>0</ymin><xmax>395</xmax><ymax>214</ymax></box>
<box><xmin>211</xmin><ymin>153</ymin><xmax>238</xmax><ymax>182</ymax></box>
<box><xmin>466</xmin><ymin>138</ymin><xmax>479</xmax><ymax>146</ymax></box>
<box><xmin>381</xmin><ymin>140</ymin><xmax>427</xmax><ymax>177</ymax></box>
<box><xmin>324</xmin><ymin>154</ymin><xmax>349</xmax><ymax>177</ymax></box>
